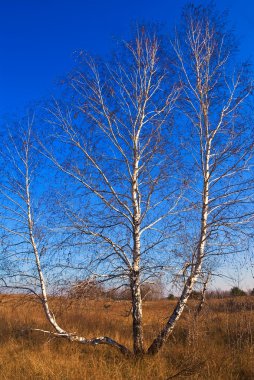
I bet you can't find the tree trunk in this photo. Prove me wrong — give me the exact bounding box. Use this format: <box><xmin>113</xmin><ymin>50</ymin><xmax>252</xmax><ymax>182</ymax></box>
<box><xmin>147</xmin><ymin>145</ymin><xmax>210</xmax><ymax>355</ymax></box>
<box><xmin>130</xmin><ymin>128</ymin><xmax>144</xmax><ymax>355</ymax></box>
<box><xmin>147</xmin><ymin>266</ymin><xmax>201</xmax><ymax>355</ymax></box>
<box><xmin>130</xmin><ymin>268</ymin><xmax>144</xmax><ymax>355</ymax></box>
<box><xmin>130</xmin><ymin>217</ymin><xmax>144</xmax><ymax>355</ymax></box>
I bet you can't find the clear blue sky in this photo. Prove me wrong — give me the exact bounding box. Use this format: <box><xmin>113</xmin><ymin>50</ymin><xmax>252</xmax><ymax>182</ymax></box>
<box><xmin>1</xmin><ymin>0</ymin><xmax>254</xmax><ymax>118</ymax></box>
<box><xmin>0</xmin><ymin>0</ymin><xmax>254</xmax><ymax>290</ymax></box>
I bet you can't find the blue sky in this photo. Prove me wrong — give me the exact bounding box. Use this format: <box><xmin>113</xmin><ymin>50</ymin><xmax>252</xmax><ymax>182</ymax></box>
<box><xmin>1</xmin><ymin>0</ymin><xmax>254</xmax><ymax>118</ymax></box>
<box><xmin>1</xmin><ymin>0</ymin><xmax>254</xmax><ymax>290</ymax></box>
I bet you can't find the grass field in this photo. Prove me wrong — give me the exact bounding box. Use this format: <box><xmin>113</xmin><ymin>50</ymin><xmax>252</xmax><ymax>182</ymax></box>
<box><xmin>0</xmin><ymin>295</ymin><xmax>253</xmax><ymax>379</ymax></box>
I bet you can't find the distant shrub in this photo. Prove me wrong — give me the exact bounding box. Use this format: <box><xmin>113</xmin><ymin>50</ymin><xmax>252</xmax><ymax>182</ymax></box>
<box><xmin>230</xmin><ymin>286</ymin><xmax>246</xmax><ymax>297</ymax></box>
<box><xmin>167</xmin><ymin>293</ymin><xmax>175</xmax><ymax>300</ymax></box>
<box><xmin>189</xmin><ymin>290</ymin><xmax>202</xmax><ymax>300</ymax></box>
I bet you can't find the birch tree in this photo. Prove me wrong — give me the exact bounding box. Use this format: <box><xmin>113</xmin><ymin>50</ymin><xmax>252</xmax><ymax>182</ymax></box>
<box><xmin>147</xmin><ymin>4</ymin><xmax>254</xmax><ymax>354</ymax></box>
<box><xmin>41</xmin><ymin>27</ymin><xmax>182</xmax><ymax>356</ymax></box>
<box><xmin>0</xmin><ymin>118</ymin><xmax>132</xmax><ymax>355</ymax></box>
<box><xmin>1</xmin><ymin>5</ymin><xmax>253</xmax><ymax>358</ymax></box>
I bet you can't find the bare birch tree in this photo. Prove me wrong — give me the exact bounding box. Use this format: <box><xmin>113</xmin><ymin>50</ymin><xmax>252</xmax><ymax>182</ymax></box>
<box><xmin>0</xmin><ymin>117</ymin><xmax>132</xmax><ymax>355</ymax></box>
<box><xmin>40</xmin><ymin>27</ymin><xmax>182</xmax><ymax>356</ymax></box>
<box><xmin>147</xmin><ymin>4</ymin><xmax>254</xmax><ymax>354</ymax></box>
<box><xmin>1</xmin><ymin>4</ymin><xmax>253</xmax><ymax>358</ymax></box>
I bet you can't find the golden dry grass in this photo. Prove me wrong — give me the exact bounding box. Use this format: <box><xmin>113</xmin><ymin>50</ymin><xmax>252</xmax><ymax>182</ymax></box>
<box><xmin>0</xmin><ymin>295</ymin><xmax>253</xmax><ymax>379</ymax></box>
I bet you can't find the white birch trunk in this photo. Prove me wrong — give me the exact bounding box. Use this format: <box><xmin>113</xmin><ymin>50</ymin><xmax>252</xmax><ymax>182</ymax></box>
<box><xmin>23</xmin><ymin>137</ymin><xmax>131</xmax><ymax>356</ymax></box>
<box><xmin>147</xmin><ymin>141</ymin><xmax>210</xmax><ymax>355</ymax></box>
<box><xmin>130</xmin><ymin>138</ymin><xmax>144</xmax><ymax>355</ymax></box>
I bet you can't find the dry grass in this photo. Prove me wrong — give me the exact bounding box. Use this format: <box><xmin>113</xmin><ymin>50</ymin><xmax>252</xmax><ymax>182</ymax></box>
<box><xmin>0</xmin><ymin>295</ymin><xmax>253</xmax><ymax>379</ymax></box>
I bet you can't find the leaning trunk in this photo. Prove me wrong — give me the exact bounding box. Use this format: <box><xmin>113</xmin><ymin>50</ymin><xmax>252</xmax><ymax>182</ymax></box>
<box><xmin>147</xmin><ymin>143</ymin><xmax>210</xmax><ymax>355</ymax></box>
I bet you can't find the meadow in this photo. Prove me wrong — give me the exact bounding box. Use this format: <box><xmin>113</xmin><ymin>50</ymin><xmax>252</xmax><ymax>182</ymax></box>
<box><xmin>0</xmin><ymin>295</ymin><xmax>253</xmax><ymax>379</ymax></box>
